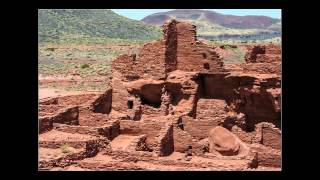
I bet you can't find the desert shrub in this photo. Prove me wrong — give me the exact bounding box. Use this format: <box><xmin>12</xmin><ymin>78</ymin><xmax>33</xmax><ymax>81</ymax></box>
<box><xmin>60</xmin><ymin>144</ymin><xmax>71</xmax><ymax>154</ymax></box>
<box><xmin>80</xmin><ymin>64</ymin><xmax>90</xmax><ymax>69</ymax></box>
<box><xmin>45</xmin><ymin>47</ymin><xmax>55</xmax><ymax>51</ymax></box>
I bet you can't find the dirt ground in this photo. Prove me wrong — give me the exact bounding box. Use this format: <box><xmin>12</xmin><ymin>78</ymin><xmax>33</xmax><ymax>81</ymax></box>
<box><xmin>39</xmin><ymin>88</ymin><xmax>84</xmax><ymax>99</ymax></box>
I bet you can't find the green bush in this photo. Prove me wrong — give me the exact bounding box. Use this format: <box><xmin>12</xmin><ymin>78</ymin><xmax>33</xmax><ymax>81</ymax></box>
<box><xmin>80</xmin><ymin>64</ymin><xmax>90</xmax><ymax>69</ymax></box>
<box><xmin>45</xmin><ymin>47</ymin><xmax>55</xmax><ymax>51</ymax></box>
<box><xmin>60</xmin><ymin>144</ymin><xmax>71</xmax><ymax>154</ymax></box>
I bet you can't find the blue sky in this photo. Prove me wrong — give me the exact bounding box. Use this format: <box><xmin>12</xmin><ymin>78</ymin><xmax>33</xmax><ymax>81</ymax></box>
<box><xmin>111</xmin><ymin>9</ymin><xmax>281</xmax><ymax>20</ymax></box>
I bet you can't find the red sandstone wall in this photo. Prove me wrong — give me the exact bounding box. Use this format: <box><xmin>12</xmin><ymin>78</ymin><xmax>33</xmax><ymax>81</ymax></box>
<box><xmin>140</xmin><ymin>118</ymin><xmax>167</xmax><ymax>149</ymax></box>
<box><xmin>182</xmin><ymin>99</ymin><xmax>228</xmax><ymax>140</ymax></box>
<box><xmin>112</xmin><ymin>54</ymin><xmax>139</xmax><ymax>81</ymax></box>
<box><xmin>175</xmin><ymin>22</ymin><xmax>224</xmax><ymax>73</ymax></box>
<box><xmin>110</xmin><ymin>71</ymin><xmax>130</xmax><ymax>113</ymax></box>
<box><xmin>173</xmin><ymin>125</ymin><xmax>196</xmax><ymax>152</ymax></box>
<box><xmin>112</xmin><ymin>41</ymin><xmax>166</xmax><ymax>81</ymax></box>
<box><xmin>135</xmin><ymin>41</ymin><xmax>166</xmax><ymax>80</ymax></box>
<box><xmin>243</xmin><ymin>44</ymin><xmax>281</xmax><ymax>75</ymax></box>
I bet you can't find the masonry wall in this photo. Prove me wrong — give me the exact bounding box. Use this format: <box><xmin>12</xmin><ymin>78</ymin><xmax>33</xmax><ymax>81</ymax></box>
<box><xmin>243</xmin><ymin>44</ymin><xmax>281</xmax><ymax>75</ymax></box>
<box><xmin>261</xmin><ymin>123</ymin><xmax>281</xmax><ymax>149</ymax></box>
<box><xmin>140</xmin><ymin>118</ymin><xmax>167</xmax><ymax>149</ymax></box>
<box><xmin>135</xmin><ymin>40</ymin><xmax>166</xmax><ymax>80</ymax></box>
<box><xmin>91</xmin><ymin>88</ymin><xmax>112</xmax><ymax>114</ymax></box>
<box><xmin>175</xmin><ymin>22</ymin><xmax>224</xmax><ymax>73</ymax></box>
<box><xmin>242</xmin><ymin>62</ymin><xmax>281</xmax><ymax>75</ymax></box>
<box><xmin>154</xmin><ymin>123</ymin><xmax>174</xmax><ymax>156</ymax></box>
<box><xmin>172</xmin><ymin>125</ymin><xmax>196</xmax><ymax>152</ymax></box>
<box><xmin>111</xmin><ymin>71</ymin><xmax>131</xmax><ymax>113</ymax></box>
<box><xmin>182</xmin><ymin>99</ymin><xmax>228</xmax><ymax>140</ymax></box>
<box><xmin>112</xmin><ymin>54</ymin><xmax>139</xmax><ymax>81</ymax></box>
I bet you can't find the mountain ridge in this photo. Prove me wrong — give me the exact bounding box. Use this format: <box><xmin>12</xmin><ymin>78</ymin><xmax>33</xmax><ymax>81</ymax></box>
<box><xmin>141</xmin><ymin>9</ymin><xmax>280</xmax><ymax>29</ymax></box>
<box><xmin>38</xmin><ymin>9</ymin><xmax>162</xmax><ymax>43</ymax></box>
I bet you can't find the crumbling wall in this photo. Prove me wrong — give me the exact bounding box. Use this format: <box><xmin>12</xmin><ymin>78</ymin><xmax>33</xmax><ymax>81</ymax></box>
<box><xmin>231</xmin><ymin>122</ymin><xmax>281</xmax><ymax>151</ymax></box>
<box><xmin>198</xmin><ymin>73</ymin><xmax>281</xmax><ymax>131</ymax></box>
<box><xmin>243</xmin><ymin>44</ymin><xmax>281</xmax><ymax>75</ymax></box>
<box><xmin>231</xmin><ymin>125</ymin><xmax>256</xmax><ymax>144</ymax></box>
<box><xmin>172</xmin><ymin>126</ymin><xmax>195</xmax><ymax>153</ymax></box>
<box><xmin>250</xmin><ymin>143</ymin><xmax>281</xmax><ymax>167</ymax></box>
<box><xmin>266</xmin><ymin>88</ymin><xmax>281</xmax><ymax>113</ymax></box>
<box><xmin>91</xmin><ymin>88</ymin><xmax>112</xmax><ymax>114</ymax></box>
<box><xmin>242</xmin><ymin>63</ymin><xmax>281</xmax><ymax>74</ymax></box>
<box><xmin>181</xmin><ymin>99</ymin><xmax>228</xmax><ymax>140</ymax></box>
<box><xmin>245</xmin><ymin>44</ymin><xmax>281</xmax><ymax>63</ymax></box>
<box><xmin>125</xmin><ymin>134</ymin><xmax>150</xmax><ymax>152</ymax></box>
<box><xmin>196</xmin><ymin>99</ymin><xmax>228</xmax><ymax>121</ymax></box>
<box><xmin>112</xmin><ymin>54</ymin><xmax>140</xmax><ymax>81</ymax></box>
<box><xmin>199</xmin><ymin>73</ymin><xmax>240</xmax><ymax>102</ymax></box>
<box><xmin>39</xmin><ymin>106</ymin><xmax>79</xmax><ymax>133</ymax></box>
<box><xmin>238</xmin><ymin>85</ymin><xmax>280</xmax><ymax>129</ymax></box>
<box><xmin>78</xmin><ymin>106</ymin><xmax>109</xmax><ymax>126</ymax></box>
<box><xmin>39</xmin><ymin>139</ymin><xmax>110</xmax><ymax>169</ymax></box>
<box><xmin>135</xmin><ymin>41</ymin><xmax>166</xmax><ymax>80</ymax></box>
<box><xmin>39</xmin><ymin>116</ymin><xmax>53</xmax><ymax>133</ymax></box>
<box><xmin>165</xmin><ymin>70</ymin><xmax>199</xmax><ymax>117</ymax></box>
<box><xmin>154</xmin><ymin>123</ymin><xmax>174</xmax><ymax>156</ymax></box>
<box><xmin>260</xmin><ymin>123</ymin><xmax>281</xmax><ymax>149</ymax></box>
<box><xmin>163</xmin><ymin>19</ymin><xmax>178</xmax><ymax>73</ymax></box>
<box><xmin>170</xmin><ymin>21</ymin><xmax>224</xmax><ymax>73</ymax></box>
<box><xmin>112</xmin><ymin>40</ymin><xmax>166</xmax><ymax>81</ymax></box>
<box><xmin>120</xmin><ymin>120</ymin><xmax>142</xmax><ymax>135</ymax></box>
<box><xmin>140</xmin><ymin>118</ymin><xmax>167</xmax><ymax>150</ymax></box>
<box><xmin>125</xmin><ymin>78</ymin><xmax>167</xmax><ymax>117</ymax></box>
<box><xmin>110</xmin><ymin>71</ymin><xmax>131</xmax><ymax>114</ymax></box>
<box><xmin>53</xmin><ymin>120</ymin><xmax>120</xmax><ymax>140</ymax></box>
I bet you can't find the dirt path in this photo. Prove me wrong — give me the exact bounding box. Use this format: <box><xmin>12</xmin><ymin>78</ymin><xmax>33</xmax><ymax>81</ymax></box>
<box><xmin>39</xmin><ymin>88</ymin><xmax>85</xmax><ymax>100</ymax></box>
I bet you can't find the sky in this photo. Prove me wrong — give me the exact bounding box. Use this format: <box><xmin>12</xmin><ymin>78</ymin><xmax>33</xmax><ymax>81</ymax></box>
<box><xmin>111</xmin><ymin>9</ymin><xmax>281</xmax><ymax>20</ymax></box>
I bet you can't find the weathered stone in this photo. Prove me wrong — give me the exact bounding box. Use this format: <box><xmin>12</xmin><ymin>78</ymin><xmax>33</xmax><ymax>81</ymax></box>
<box><xmin>209</xmin><ymin>126</ymin><xmax>241</xmax><ymax>156</ymax></box>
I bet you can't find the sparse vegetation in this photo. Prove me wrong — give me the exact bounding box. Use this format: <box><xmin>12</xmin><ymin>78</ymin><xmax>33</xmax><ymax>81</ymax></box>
<box><xmin>207</xmin><ymin>38</ymin><xmax>281</xmax><ymax>46</ymax></box>
<box><xmin>80</xmin><ymin>64</ymin><xmax>90</xmax><ymax>69</ymax></box>
<box><xmin>223</xmin><ymin>47</ymin><xmax>246</xmax><ymax>64</ymax></box>
<box><xmin>38</xmin><ymin>9</ymin><xmax>162</xmax><ymax>44</ymax></box>
<box><xmin>60</xmin><ymin>144</ymin><xmax>71</xmax><ymax>154</ymax></box>
<box><xmin>38</xmin><ymin>9</ymin><xmax>281</xmax><ymax>95</ymax></box>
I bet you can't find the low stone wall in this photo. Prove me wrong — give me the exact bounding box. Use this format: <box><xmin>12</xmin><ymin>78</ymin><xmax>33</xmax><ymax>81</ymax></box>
<box><xmin>154</xmin><ymin>123</ymin><xmax>174</xmax><ymax>156</ymax></box>
<box><xmin>53</xmin><ymin>120</ymin><xmax>120</xmax><ymax>140</ymax></box>
<box><xmin>39</xmin><ymin>106</ymin><xmax>79</xmax><ymax>133</ymax></box>
<box><xmin>242</xmin><ymin>62</ymin><xmax>281</xmax><ymax>75</ymax></box>
<box><xmin>125</xmin><ymin>134</ymin><xmax>150</xmax><ymax>152</ymax></box>
<box><xmin>39</xmin><ymin>139</ymin><xmax>110</xmax><ymax>169</ymax></box>
<box><xmin>119</xmin><ymin>120</ymin><xmax>142</xmax><ymax>135</ymax></box>
<box><xmin>39</xmin><ymin>141</ymin><xmax>88</xmax><ymax>149</ymax></box>
<box><xmin>250</xmin><ymin>143</ymin><xmax>281</xmax><ymax>167</ymax></box>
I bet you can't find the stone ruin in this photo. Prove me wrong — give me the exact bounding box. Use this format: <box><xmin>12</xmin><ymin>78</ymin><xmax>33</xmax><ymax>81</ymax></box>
<box><xmin>38</xmin><ymin>20</ymin><xmax>281</xmax><ymax>171</ymax></box>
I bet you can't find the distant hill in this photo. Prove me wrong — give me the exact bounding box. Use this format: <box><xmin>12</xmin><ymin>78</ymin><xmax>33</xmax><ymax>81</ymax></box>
<box><xmin>141</xmin><ymin>9</ymin><xmax>281</xmax><ymax>41</ymax></box>
<box><xmin>38</xmin><ymin>9</ymin><xmax>162</xmax><ymax>43</ymax></box>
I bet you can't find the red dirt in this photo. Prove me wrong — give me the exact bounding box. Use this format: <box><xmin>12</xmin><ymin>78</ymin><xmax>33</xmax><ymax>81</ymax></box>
<box><xmin>39</xmin><ymin>88</ymin><xmax>86</xmax><ymax>100</ymax></box>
